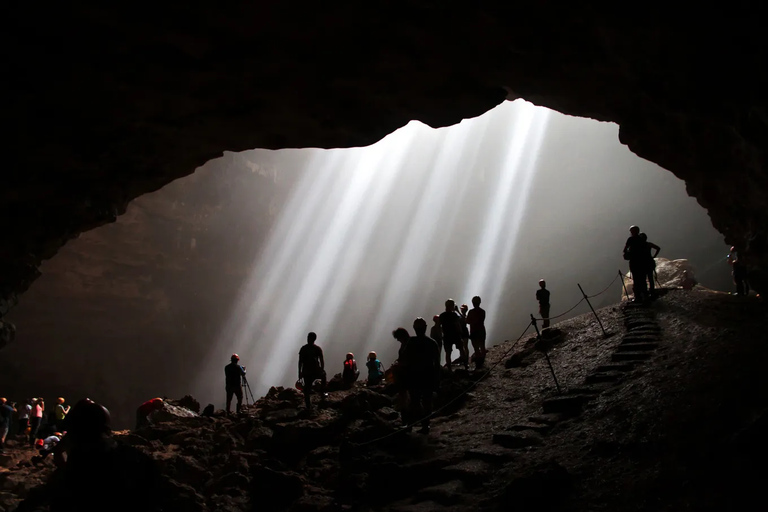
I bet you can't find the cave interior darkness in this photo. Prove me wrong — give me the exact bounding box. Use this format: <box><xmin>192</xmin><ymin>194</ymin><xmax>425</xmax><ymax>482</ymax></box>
<box><xmin>3</xmin><ymin>2</ymin><xmax>768</xmax><ymax>436</ymax></box>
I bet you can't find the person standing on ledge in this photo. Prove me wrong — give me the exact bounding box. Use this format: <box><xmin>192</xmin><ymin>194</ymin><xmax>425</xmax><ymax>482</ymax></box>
<box><xmin>225</xmin><ymin>354</ymin><xmax>246</xmax><ymax>415</ymax></box>
<box><xmin>728</xmin><ymin>246</ymin><xmax>750</xmax><ymax>296</ymax></box>
<box><xmin>639</xmin><ymin>233</ymin><xmax>661</xmax><ymax>298</ymax></box>
<box><xmin>298</xmin><ymin>332</ymin><xmax>328</xmax><ymax>410</ymax></box>
<box><xmin>623</xmin><ymin>225</ymin><xmax>648</xmax><ymax>302</ymax></box>
<box><xmin>466</xmin><ymin>296</ymin><xmax>487</xmax><ymax>368</ymax></box>
<box><xmin>536</xmin><ymin>279</ymin><xmax>551</xmax><ymax>328</ymax></box>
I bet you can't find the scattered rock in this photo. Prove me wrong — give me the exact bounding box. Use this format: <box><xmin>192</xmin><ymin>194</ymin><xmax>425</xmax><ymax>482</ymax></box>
<box><xmin>492</xmin><ymin>431</ymin><xmax>544</xmax><ymax>449</ymax></box>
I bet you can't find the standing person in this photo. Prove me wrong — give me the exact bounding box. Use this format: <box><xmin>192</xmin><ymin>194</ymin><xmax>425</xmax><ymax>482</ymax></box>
<box><xmin>298</xmin><ymin>332</ymin><xmax>328</xmax><ymax>410</ymax></box>
<box><xmin>17</xmin><ymin>398</ymin><xmax>31</xmax><ymax>438</ymax></box>
<box><xmin>342</xmin><ymin>353</ymin><xmax>360</xmax><ymax>385</ymax></box>
<box><xmin>225</xmin><ymin>354</ymin><xmax>247</xmax><ymax>415</ymax></box>
<box><xmin>365</xmin><ymin>351</ymin><xmax>385</xmax><ymax>387</ymax></box>
<box><xmin>0</xmin><ymin>398</ymin><xmax>16</xmax><ymax>453</ymax></box>
<box><xmin>29</xmin><ymin>398</ymin><xmax>44</xmax><ymax>446</ymax></box>
<box><xmin>639</xmin><ymin>233</ymin><xmax>661</xmax><ymax>298</ymax></box>
<box><xmin>430</xmin><ymin>315</ymin><xmax>443</xmax><ymax>362</ymax></box>
<box><xmin>135</xmin><ymin>398</ymin><xmax>164</xmax><ymax>429</ymax></box>
<box><xmin>438</xmin><ymin>299</ymin><xmax>462</xmax><ymax>371</ymax></box>
<box><xmin>402</xmin><ymin>318</ymin><xmax>441</xmax><ymax>434</ymax></box>
<box><xmin>728</xmin><ymin>246</ymin><xmax>750</xmax><ymax>296</ymax></box>
<box><xmin>54</xmin><ymin>397</ymin><xmax>70</xmax><ymax>431</ymax></box>
<box><xmin>458</xmin><ymin>304</ymin><xmax>471</xmax><ymax>370</ymax></box>
<box><xmin>536</xmin><ymin>280</ymin><xmax>551</xmax><ymax>328</ymax></box>
<box><xmin>466</xmin><ymin>296</ymin><xmax>487</xmax><ymax>368</ymax></box>
<box><xmin>623</xmin><ymin>225</ymin><xmax>649</xmax><ymax>302</ymax></box>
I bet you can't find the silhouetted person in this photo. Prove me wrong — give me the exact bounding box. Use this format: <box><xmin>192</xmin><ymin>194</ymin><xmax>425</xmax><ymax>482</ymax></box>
<box><xmin>298</xmin><ymin>332</ymin><xmax>327</xmax><ymax>409</ymax></box>
<box><xmin>639</xmin><ymin>233</ymin><xmax>661</xmax><ymax>297</ymax></box>
<box><xmin>402</xmin><ymin>318</ymin><xmax>441</xmax><ymax>433</ymax></box>
<box><xmin>225</xmin><ymin>353</ymin><xmax>246</xmax><ymax>414</ymax></box>
<box><xmin>366</xmin><ymin>351</ymin><xmax>385</xmax><ymax>387</ymax></box>
<box><xmin>29</xmin><ymin>398</ymin><xmax>44</xmax><ymax>446</ymax></box>
<box><xmin>439</xmin><ymin>299</ymin><xmax>462</xmax><ymax>371</ymax></box>
<box><xmin>430</xmin><ymin>315</ymin><xmax>443</xmax><ymax>361</ymax></box>
<box><xmin>135</xmin><ymin>397</ymin><xmax>164</xmax><ymax>429</ymax></box>
<box><xmin>536</xmin><ymin>279</ymin><xmax>551</xmax><ymax>328</ymax></box>
<box><xmin>17</xmin><ymin>398</ymin><xmax>166</xmax><ymax>512</ymax></box>
<box><xmin>342</xmin><ymin>352</ymin><xmax>360</xmax><ymax>385</ymax></box>
<box><xmin>623</xmin><ymin>225</ymin><xmax>648</xmax><ymax>302</ymax></box>
<box><xmin>466</xmin><ymin>296</ymin><xmax>487</xmax><ymax>368</ymax></box>
<box><xmin>728</xmin><ymin>246</ymin><xmax>750</xmax><ymax>296</ymax></box>
<box><xmin>391</xmin><ymin>327</ymin><xmax>411</xmax><ymax>413</ymax></box>
<box><xmin>0</xmin><ymin>397</ymin><xmax>15</xmax><ymax>453</ymax></box>
<box><xmin>681</xmin><ymin>270</ymin><xmax>697</xmax><ymax>290</ymax></box>
<box><xmin>458</xmin><ymin>304</ymin><xmax>470</xmax><ymax>370</ymax></box>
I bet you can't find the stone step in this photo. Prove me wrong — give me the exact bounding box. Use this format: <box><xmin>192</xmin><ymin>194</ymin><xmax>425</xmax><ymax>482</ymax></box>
<box><xmin>465</xmin><ymin>445</ymin><xmax>517</xmax><ymax>463</ymax></box>
<box><xmin>492</xmin><ymin>431</ymin><xmax>544</xmax><ymax>449</ymax></box>
<box><xmin>625</xmin><ymin>320</ymin><xmax>657</xmax><ymax>330</ymax></box>
<box><xmin>584</xmin><ymin>372</ymin><xmax>622</xmax><ymax>384</ymax></box>
<box><xmin>414</xmin><ymin>480</ymin><xmax>466</xmax><ymax>506</ymax></box>
<box><xmin>527</xmin><ymin>414</ymin><xmax>564</xmax><ymax>426</ymax></box>
<box><xmin>612</xmin><ymin>352</ymin><xmax>652</xmax><ymax>362</ymax></box>
<box><xmin>566</xmin><ymin>386</ymin><xmax>607</xmax><ymax>395</ymax></box>
<box><xmin>542</xmin><ymin>395</ymin><xmax>588</xmax><ymax>415</ymax></box>
<box><xmin>507</xmin><ymin>423</ymin><xmax>551</xmax><ymax>434</ymax></box>
<box><xmin>595</xmin><ymin>364</ymin><xmax>634</xmax><ymax>373</ymax></box>
<box><xmin>622</xmin><ymin>333</ymin><xmax>660</xmax><ymax>343</ymax></box>
<box><xmin>441</xmin><ymin>459</ymin><xmax>495</xmax><ymax>485</ymax></box>
<box><xmin>616</xmin><ymin>343</ymin><xmax>658</xmax><ymax>352</ymax></box>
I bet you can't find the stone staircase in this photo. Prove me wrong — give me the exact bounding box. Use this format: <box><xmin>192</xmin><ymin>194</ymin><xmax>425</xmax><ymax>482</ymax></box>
<box><xmin>385</xmin><ymin>300</ymin><xmax>665</xmax><ymax>510</ymax></box>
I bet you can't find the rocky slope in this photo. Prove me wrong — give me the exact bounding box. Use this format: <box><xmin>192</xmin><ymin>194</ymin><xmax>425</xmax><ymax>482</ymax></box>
<box><xmin>3</xmin><ymin>5</ymin><xmax>768</xmax><ymax>332</ymax></box>
<box><xmin>2</xmin><ymin>289</ymin><xmax>765</xmax><ymax>511</ymax></box>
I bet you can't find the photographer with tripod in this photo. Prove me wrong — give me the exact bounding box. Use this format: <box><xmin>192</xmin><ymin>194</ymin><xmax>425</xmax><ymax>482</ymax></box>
<box><xmin>225</xmin><ymin>354</ymin><xmax>248</xmax><ymax>415</ymax></box>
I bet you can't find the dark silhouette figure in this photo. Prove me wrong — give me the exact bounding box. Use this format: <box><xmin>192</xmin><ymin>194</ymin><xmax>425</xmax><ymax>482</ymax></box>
<box><xmin>681</xmin><ymin>270</ymin><xmax>697</xmax><ymax>291</ymax></box>
<box><xmin>639</xmin><ymin>233</ymin><xmax>661</xmax><ymax>297</ymax></box>
<box><xmin>438</xmin><ymin>299</ymin><xmax>462</xmax><ymax>371</ymax></box>
<box><xmin>430</xmin><ymin>315</ymin><xmax>442</xmax><ymax>361</ymax></box>
<box><xmin>466</xmin><ymin>296</ymin><xmax>487</xmax><ymax>368</ymax></box>
<box><xmin>402</xmin><ymin>317</ymin><xmax>441</xmax><ymax>433</ymax></box>
<box><xmin>728</xmin><ymin>246</ymin><xmax>750</xmax><ymax>296</ymax></box>
<box><xmin>624</xmin><ymin>225</ymin><xmax>649</xmax><ymax>302</ymax></box>
<box><xmin>536</xmin><ymin>280</ymin><xmax>551</xmax><ymax>328</ymax></box>
<box><xmin>225</xmin><ymin>353</ymin><xmax>246</xmax><ymax>414</ymax></box>
<box><xmin>342</xmin><ymin>352</ymin><xmax>360</xmax><ymax>385</ymax></box>
<box><xmin>0</xmin><ymin>397</ymin><xmax>15</xmax><ymax>453</ymax></box>
<box><xmin>458</xmin><ymin>304</ymin><xmax>470</xmax><ymax>370</ymax></box>
<box><xmin>390</xmin><ymin>327</ymin><xmax>411</xmax><ymax>414</ymax></box>
<box><xmin>19</xmin><ymin>398</ymin><xmax>165</xmax><ymax>512</ymax></box>
<box><xmin>29</xmin><ymin>398</ymin><xmax>44</xmax><ymax>446</ymax></box>
<box><xmin>298</xmin><ymin>332</ymin><xmax>327</xmax><ymax>409</ymax></box>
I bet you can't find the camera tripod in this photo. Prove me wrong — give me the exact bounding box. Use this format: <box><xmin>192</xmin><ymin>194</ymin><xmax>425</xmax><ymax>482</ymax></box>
<box><xmin>242</xmin><ymin>374</ymin><xmax>256</xmax><ymax>406</ymax></box>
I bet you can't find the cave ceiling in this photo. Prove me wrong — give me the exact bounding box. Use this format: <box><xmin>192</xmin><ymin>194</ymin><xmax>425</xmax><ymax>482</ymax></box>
<box><xmin>3</xmin><ymin>4</ymin><xmax>767</xmax><ymax>343</ymax></box>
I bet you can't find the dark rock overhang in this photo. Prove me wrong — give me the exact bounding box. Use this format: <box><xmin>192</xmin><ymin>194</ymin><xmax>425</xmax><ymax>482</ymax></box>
<box><xmin>4</xmin><ymin>5</ymin><xmax>766</xmax><ymax>340</ymax></box>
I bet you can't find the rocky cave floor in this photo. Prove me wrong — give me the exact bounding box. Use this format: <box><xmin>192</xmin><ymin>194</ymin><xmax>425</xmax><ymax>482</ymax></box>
<box><xmin>1</xmin><ymin>289</ymin><xmax>767</xmax><ymax>511</ymax></box>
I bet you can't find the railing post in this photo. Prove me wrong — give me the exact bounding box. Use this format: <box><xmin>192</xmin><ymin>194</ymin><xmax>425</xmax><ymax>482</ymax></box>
<box><xmin>577</xmin><ymin>283</ymin><xmax>608</xmax><ymax>337</ymax></box>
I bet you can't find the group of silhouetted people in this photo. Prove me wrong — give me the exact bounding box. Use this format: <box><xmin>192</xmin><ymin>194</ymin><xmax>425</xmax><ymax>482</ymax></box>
<box><xmin>623</xmin><ymin>225</ymin><xmax>662</xmax><ymax>303</ymax></box>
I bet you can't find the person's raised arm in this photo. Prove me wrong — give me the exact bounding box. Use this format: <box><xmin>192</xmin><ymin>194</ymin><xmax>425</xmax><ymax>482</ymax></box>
<box><xmin>650</xmin><ymin>242</ymin><xmax>661</xmax><ymax>258</ymax></box>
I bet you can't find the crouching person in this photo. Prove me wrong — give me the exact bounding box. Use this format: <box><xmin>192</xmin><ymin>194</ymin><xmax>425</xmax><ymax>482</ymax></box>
<box><xmin>135</xmin><ymin>398</ymin><xmax>164</xmax><ymax>430</ymax></box>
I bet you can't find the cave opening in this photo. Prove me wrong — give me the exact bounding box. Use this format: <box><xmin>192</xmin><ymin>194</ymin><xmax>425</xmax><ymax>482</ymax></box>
<box><xmin>1</xmin><ymin>100</ymin><xmax>730</xmax><ymax>428</ymax></box>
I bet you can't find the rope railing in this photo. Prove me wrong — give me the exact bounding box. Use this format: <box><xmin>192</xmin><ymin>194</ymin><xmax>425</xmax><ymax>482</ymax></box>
<box><xmin>352</xmin><ymin>268</ymin><xmax>627</xmax><ymax>447</ymax></box>
<box><xmin>353</xmin><ymin>320</ymin><xmax>534</xmax><ymax>447</ymax></box>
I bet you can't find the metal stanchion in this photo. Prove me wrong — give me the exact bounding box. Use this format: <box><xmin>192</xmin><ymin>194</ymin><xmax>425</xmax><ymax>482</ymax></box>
<box><xmin>577</xmin><ymin>283</ymin><xmax>608</xmax><ymax>337</ymax></box>
<box><xmin>531</xmin><ymin>314</ymin><xmax>562</xmax><ymax>394</ymax></box>
<box><xmin>619</xmin><ymin>269</ymin><xmax>630</xmax><ymax>300</ymax></box>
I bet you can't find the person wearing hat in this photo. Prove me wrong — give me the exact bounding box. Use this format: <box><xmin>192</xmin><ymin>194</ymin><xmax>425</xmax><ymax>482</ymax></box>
<box><xmin>225</xmin><ymin>353</ymin><xmax>246</xmax><ymax>414</ymax></box>
<box><xmin>536</xmin><ymin>279</ymin><xmax>551</xmax><ymax>328</ymax></box>
<box><xmin>135</xmin><ymin>398</ymin><xmax>164</xmax><ymax>429</ymax></box>
<box><xmin>55</xmin><ymin>397</ymin><xmax>70</xmax><ymax>431</ymax></box>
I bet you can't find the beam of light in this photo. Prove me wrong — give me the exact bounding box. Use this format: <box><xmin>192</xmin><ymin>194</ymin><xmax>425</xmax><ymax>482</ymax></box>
<box><xmin>193</xmin><ymin>100</ymin><xmax>552</xmax><ymax>406</ymax></box>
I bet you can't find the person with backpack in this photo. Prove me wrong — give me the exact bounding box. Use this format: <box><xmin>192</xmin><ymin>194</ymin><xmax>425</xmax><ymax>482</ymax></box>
<box><xmin>225</xmin><ymin>354</ymin><xmax>246</xmax><ymax>415</ymax></box>
<box><xmin>298</xmin><ymin>332</ymin><xmax>328</xmax><ymax>410</ymax></box>
<box><xmin>365</xmin><ymin>351</ymin><xmax>385</xmax><ymax>387</ymax></box>
<box><xmin>54</xmin><ymin>397</ymin><xmax>70</xmax><ymax>431</ymax></box>
<box><xmin>342</xmin><ymin>353</ymin><xmax>360</xmax><ymax>386</ymax></box>
<box><xmin>135</xmin><ymin>398</ymin><xmax>164</xmax><ymax>429</ymax></box>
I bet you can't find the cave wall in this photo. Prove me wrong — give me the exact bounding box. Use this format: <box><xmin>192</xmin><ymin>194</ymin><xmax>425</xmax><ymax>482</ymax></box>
<box><xmin>4</xmin><ymin>4</ymin><xmax>767</xmax><ymax>343</ymax></box>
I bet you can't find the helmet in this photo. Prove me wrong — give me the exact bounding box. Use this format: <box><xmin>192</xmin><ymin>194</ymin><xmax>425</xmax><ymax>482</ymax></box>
<box><xmin>432</xmin><ymin>315</ymin><xmax>439</xmax><ymax>322</ymax></box>
<box><xmin>35</xmin><ymin>438</ymin><xmax>44</xmax><ymax>447</ymax></box>
<box><xmin>629</xmin><ymin>225</ymin><xmax>640</xmax><ymax>234</ymax></box>
<box><xmin>231</xmin><ymin>354</ymin><xmax>240</xmax><ymax>362</ymax></box>
<box><xmin>346</xmin><ymin>352</ymin><xmax>354</xmax><ymax>360</ymax></box>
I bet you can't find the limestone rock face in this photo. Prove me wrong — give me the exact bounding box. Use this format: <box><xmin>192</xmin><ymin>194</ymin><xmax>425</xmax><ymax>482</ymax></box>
<box><xmin>4</xmin><ymin>4</ymin><xmax>768</xmax><ymax>321</ymax></box>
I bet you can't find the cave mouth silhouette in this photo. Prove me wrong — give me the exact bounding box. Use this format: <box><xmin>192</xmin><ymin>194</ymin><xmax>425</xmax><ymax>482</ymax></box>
<box><xmin>1</xmin><ymin>101</ymin><xmax>732</xmax><ymax>428</ymax></box>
